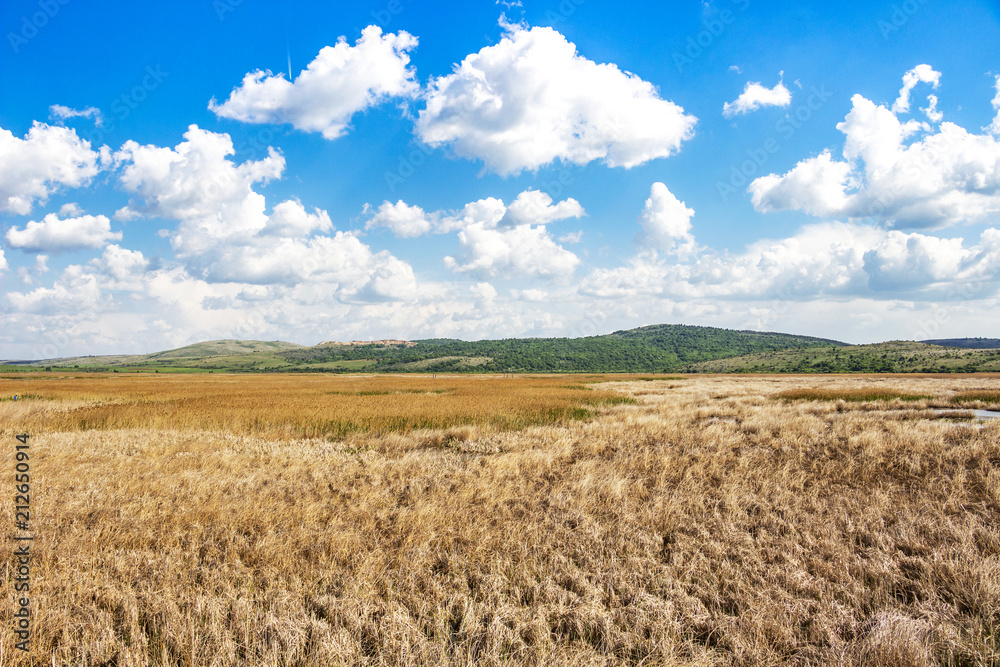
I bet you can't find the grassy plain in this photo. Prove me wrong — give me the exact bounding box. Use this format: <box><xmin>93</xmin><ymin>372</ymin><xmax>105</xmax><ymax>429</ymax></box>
<box><xmin>1</xmin><ymin>373</ymin><xmax>998</xmax><ymax>665</ymax></box>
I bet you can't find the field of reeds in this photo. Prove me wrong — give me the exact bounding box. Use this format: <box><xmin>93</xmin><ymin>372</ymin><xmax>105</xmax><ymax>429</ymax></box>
<box><xmin>1</xmin><ymin>373</ymin><xmax>998</xmax><ymax>665</ymax></box>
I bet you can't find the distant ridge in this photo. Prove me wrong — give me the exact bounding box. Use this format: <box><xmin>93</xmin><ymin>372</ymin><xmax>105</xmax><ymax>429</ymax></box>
<box><xmin>318</xmin><ymin>339</ymin><xmax>417</xmax><ymax>347</ymax></box>
<box><xmin>1</xmin><ymin>324</ymin><xmax>845</xmax><ymax>373</ymax></box>
<box><xmin>921</xmin><ymin>338</ymin><xmax>1000</xmax><ymax>349</ymax></box>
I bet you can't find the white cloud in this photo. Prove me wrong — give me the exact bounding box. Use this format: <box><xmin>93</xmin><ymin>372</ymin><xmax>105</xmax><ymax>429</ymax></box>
<box><xmin>366</xmin><ymin>200</ymin><xmax>433</xmax><ymax>237</ymax></box>
<box><xmin>112</xmin><ymin>125</ymin><xmax>419</xmax><ymax>300</ymax></box>
<box><xmin>49</xmin><ymin>104</ymin><xmax>103</xmax><ymax>126</ymax></box>
<box><xmin>519</xmin><ymin>288</ymin><xmax>547</xmax><ymax>301</ymax></box>
<box><xmin>445</xmin><ymin>222</ymin><xmax>579</xmax><ymax>278</ymax></box>
<box><xmin>438</xmin><ymin>197</ymin><xmax>507</xmax><ymax>233</ymax></box>
<box><xmin>500</xmin><ymin>190</ymin><xmax>584</xmax><ymax>225</ymax></box>
<box><xmin>580</xmin><ymin>220</ymin><xmax>1000</xmax><ymax>302</ymax></box>
<box><xmin>59</xmin><ymin>202</ymin><xmax>84</xmax><ymax>217</ymax></box>
<box><xmin>115</xmin><ymin>124</ymin><xmax>285</xmax><ymax>255</ymax></box>
<box><xmin>6</xmin><ymin>264</ymin><xmax>105</xmax><ymax>314</ymax></box>
<box><xmin>209</xmin><ymin>26</ymin><xmax>418</xmax><ymax>139</ymax></box>
<box><xmin>921</xmin><ymin>94</ymin><xmax>942</xmax><ymax>123</ymax></box>
<box><xmin>748</xmin><ymin>150</ymin><xmax>854</xmax><ymax>217</ymax></box>
<box><xmin>366</xmin><ymin>190</ymin><xmax>584</xmax><ymax>238</ymax></box>
<box><xmin>862</xmin><ymin>231</ymin><xmax>968</xmax><ymax>290</ymax></box>
<box><xmin>0</xmin><ymin>248</ymin><xmax>7</xmax><ymax>272</ymax></box>
<box><xmin>90</xmin><ymin>244</ymin><xmax>149</xmax><ymax>288</ymax></box>
<box><xmin>891</xmin><ymin>64</ymin><xmax>941</xmax><ymax>114</ymax></box>
<box><xmin>0</xmin><ymin>122</ymin><xmax>104</xmax><ymax>215</ymax></box>
<box><xmin>722</xmin><ymin>76</ymin><xmax>792</xmax><ymax>118</ymax></box>
<box><xmin>16</xmin><ymin>256</ymin><xmax>48</xmax><ymax>285</ymax></box>
<box><xmin>635</xmin><ymin>182</ymin><xmax>695</xmax><ymax>252</ymax></box>
<box><xmin>204</xmin><ymin>232</ymin><xmax>417</xmax><ymax>297</ymax></box>
<box><xmin>748</xmin><ymin>74</ymin><xmax>1000</xmax><ymax>229</ymax></box>
<box><xmin>416</xmin><ymin>23</ymin><xmax>696</xmax><ymax>175</ymax></box>
<box><xmin>264</xmin><ymin>200</ymin><xmax>332</xmax><ymax>237</ymax></box>
<box><xmin>5</xmin><ymin>213</ymin><xmax>121</xmax><ymax>251</ymax></box>
<box><xmin>469</xmin><ymin>281</ymin><xmax>497</xmax><ymax>302</ymax></box>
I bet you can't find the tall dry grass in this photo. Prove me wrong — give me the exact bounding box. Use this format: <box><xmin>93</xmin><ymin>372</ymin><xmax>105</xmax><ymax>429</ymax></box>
<box><xmin>0</xmin><ymin>374</ymin><xmax>633</xmax><ymax>439</ymax></box>
<box><xmin>1</xmin><ymin>374</ymin><xmax>998</xmax><ymax>665</ymax></box>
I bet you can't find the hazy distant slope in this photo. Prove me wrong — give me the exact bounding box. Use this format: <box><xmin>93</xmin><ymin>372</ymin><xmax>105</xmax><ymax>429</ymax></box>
<box><xmin>146</xmin><ymin>340</ymin><xmax>305</xmax><ymax>360</ymax></box>
<box><xmin>1</xmin><ymin>340</ymin><xmax>306</xmax><ymax>371</ymax></box>
<box><xmin>922</xmin><ymin>338</ymin><xmax>1000</xmax><ymax>349</ymax></box>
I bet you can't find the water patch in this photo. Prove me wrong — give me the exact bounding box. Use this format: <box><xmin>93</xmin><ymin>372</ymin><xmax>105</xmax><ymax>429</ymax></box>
<box><xmin>932</xmin><ymin>408</ymin><xmax>1000</xmax><ymax>423</ymax></box>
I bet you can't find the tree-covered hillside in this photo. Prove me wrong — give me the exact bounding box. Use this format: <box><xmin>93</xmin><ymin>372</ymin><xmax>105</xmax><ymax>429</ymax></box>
<box><xmin>275</xmin><ymin>325</ymin><xmax>843</xmax><ymax>373</ymax></box>
<box><xmin>3</xmin><ymin>324</ymin><xmax>845</xmax><ymax>373</ymax></box>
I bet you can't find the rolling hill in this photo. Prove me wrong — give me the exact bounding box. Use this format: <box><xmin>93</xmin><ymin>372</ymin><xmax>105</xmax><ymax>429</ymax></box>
<box><xmin>2</xmin><ymin>325</ymin><xmax>843</xmax><ymax>374</ymax></box>
<box><xmin>682</xmin><ymin>341</ymin><xmax>1000</xmax><ymax>374</ymax></box>
<box><xmin>7</xmin><ymin>326</ymin><xmax>999</xmax><ymax>374</ymax></box>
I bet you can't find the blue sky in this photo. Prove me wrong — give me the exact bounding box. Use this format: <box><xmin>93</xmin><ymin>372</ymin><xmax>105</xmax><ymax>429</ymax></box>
<box><xmin>1</xmin><ymin>0</ymin><xmax>999</xmax><ymax>358</ymax></box>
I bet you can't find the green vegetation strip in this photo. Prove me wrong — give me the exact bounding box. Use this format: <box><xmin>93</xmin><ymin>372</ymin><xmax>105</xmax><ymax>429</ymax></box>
<box><xmin>950</xmin><ymin>391</ymin><xmax>1000</xmax><ymax>405</ymax></box>
<box><xmin>776</xmin><ymin>389</ymin><xmax>933</xmax><ymax>402</ymax></box>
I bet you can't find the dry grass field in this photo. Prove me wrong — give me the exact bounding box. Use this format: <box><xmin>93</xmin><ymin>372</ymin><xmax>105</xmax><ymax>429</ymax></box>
<box><xmin>1</xmin><ymin>373</ymin><xmax>998</xmax><ymax>665</ymax></box>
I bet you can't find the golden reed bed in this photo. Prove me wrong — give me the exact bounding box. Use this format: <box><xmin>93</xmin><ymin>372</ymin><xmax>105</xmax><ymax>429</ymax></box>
<box><xmin>1</xmin><ymin>373</ymin><xmax>998</xmax><ymax>665</ymax></box>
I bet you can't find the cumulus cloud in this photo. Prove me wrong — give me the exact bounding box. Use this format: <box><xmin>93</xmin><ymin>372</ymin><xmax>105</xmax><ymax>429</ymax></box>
<box><xmin>581</xmin><ymin>220</ymin><xmax>1000</xmax><ymax>302</ymax></box>
<box><xmin>891</xmin><ymin>64</ymin><xmax>941</xmax><ymax>115</ymax></box>
<box><xmin>500</xmin><ymin>190</ymin><xmax>584</xmax><ymax>226</ymax></box>
<box><xmin>470</xmin><ymin>281</ymin><xmax>497</xmax><ymax>302</ymax></box>
<box><xmin>59</xmin><ymin>202</ymin><xmax>84</xmax><ymax>217</ymax></box>
<box><xmin>366</xmin><ymin>200</ymin><xmax>433</xmax><ymax>237</ymax></box>
<box><xmin>363</xmin><ymin>189</ymin><xmax>583</xmax><ymax>279</ymax></box>
<box><xmin>112</xmin><ymin>125</ymin><xmax>418</xmax><ymax>300</ymax></box>
<box><xmin>863</xmin><ymin>231</ymin><xmax>968</xmax><ymax>290</ymax></box>
<box><xmin>6</xmin><ymin>264</ymin><xmax>105</xmax><ymax>314</ymax></box>
<box><xmin>635</xmin><ymin>182</ymin><xmax>695</xmax><ymax>252</ymax></box>
<box><xmin>209</xmin><ymin>26</ymin><xmax>418</xmax><ymax>139</ymax></box>
<box><xmin>264</xmin><ymin>200</ymin><xmax>333</xmax><ymax>237</ymax></box>
<box><xmin>438</xmin><ymin>197</ymin><xmax>507</xmax><ymax>233</ymax></box>
<box><xmin>748</xmin><ymin>150</ymin><xmax>854</xmax><ymax>217</ymax></box>
<box><xmin>444</xmin><ymin>222</ymin><xmax>579</xmax><ymax>278</ymax></box>
<box><xmin>49</xmin><ymin>104</ymin><xmax>103</xmax><ymax>126</ymax></box>
<box><xmin>5</xmin><ymin>213</ymin><xmax>121</xmax><ymax>251</ymax></box>
<box><xmin>115</xmin><ymin>124</ymin><xmax>285</xmax><ymax>255</ymax></box>
<box><xmin>748</xmin><ymin>70</ymin><xmax>1000</xmax><ymax>229</ymax></box>
<box><xmin>722</xmin><ymin>75</ymin><xmax>792</xmax><ymax>118</ymax></box>
<box><xmin>365</xmin><ymin>190</ymin><xmax>583</xmax><ymax>237</ymax></box>
<box><xmin>78</xmin><ymin>244</ymin><xmax>152</xmax><ymax>292</ymax></box>
<box><xmin>0</xmin><ymin>122</ymin><xmax>104</xmax><ymax>215</ymax></box>
<box><xmin>416</xmin><ymin>23</ymin><xmax>696</xmax><ymax>175</ymax></box>
<box><xmin>0</xmin><ymin>248</ymin><xmax>7</xmax><ymax>272</ymax></box>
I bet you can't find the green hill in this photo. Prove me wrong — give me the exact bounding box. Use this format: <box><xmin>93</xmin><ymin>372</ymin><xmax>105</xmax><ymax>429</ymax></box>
<box><xmin>271</xmin><ymin>324</ymin><xmax>843</xmax><ymax>373</ymax></box>
<box><xmin>4</xmin><ymin>325</ymin><xmax>844</xmax><ymax>373</ymax></box>
<box><xmin>682</xmin><ymin>341</ymin><xmax>1000</xmax><ymax>374</ymax></box>
<box><xmin>15</xmin><ymin>327</ymin><xmax>1000</xmax><ymax>375</ymax></box>
<box><xmin>146</xmin><ymin>339</ymin><xmax>305</xmax><ymax>360</ymax></box>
